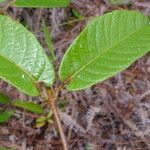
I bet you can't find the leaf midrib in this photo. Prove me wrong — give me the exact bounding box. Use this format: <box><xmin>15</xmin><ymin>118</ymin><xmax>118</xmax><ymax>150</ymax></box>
<box><xmin>0</xmin><ymin>53</ymin><xmax>36</xmax><ymax>82</ymax></box>
<box><xmin>70</xmin><ymin>25</ymin><xmax>148</xmax><ymax>79</ymax></box>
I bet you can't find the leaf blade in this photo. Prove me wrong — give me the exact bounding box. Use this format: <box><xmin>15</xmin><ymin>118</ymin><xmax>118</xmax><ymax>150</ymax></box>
<box><xmin>14</xmin><ymin>0</ymin><xmax>70</xmax><ymax>8</ymax></box>
<box><xmin>0</xmin><ymin>147</ymin><xmax>12</xmax><ymax>150</ymax></box>
<box><xmin>0</xmin><ymin>93</ymin><xmax>10</xmax><ymax>104</ymax></box>
<box><xmin>0</xmin><ymin>15</ymin><xmax>54</xmax><ymax>95</ymax></box>
<box><xmin>0</xmin><ymin>111</ymin><xmax>13</xmax><ymax>123</ymax></box>
<box><xmin>12</xmin><ymin>100</ymin><xmax>44</xmax><ymax>114</ymax></box>
<box><xmin>0</xmin><ymin>55</ymin><xmax>39</xmax><ymax>96</ymax></box>
<box><xmin>59</xmin><ymin>11</ymin><xmax>150</xmax><ymax>91</ymax></box>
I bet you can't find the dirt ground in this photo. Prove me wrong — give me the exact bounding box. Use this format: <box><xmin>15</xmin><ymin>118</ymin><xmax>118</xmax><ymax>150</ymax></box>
<box><xmin>0</xmin><ymin>0</ymin><xmax>150</xmax><ymax>150</ymax></box>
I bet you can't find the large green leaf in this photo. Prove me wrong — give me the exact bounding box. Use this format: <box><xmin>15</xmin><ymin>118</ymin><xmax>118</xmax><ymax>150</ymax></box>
<box><xmin>14</xmin><ymin>0</ymin><xmax>70</xmax><ymax>8</ymax></box>
<box><xmin>12</xmin><ymin>100</ymin><xmax>44</xmax><ymax>114</ymax></box>
<box><xmin>0</xmin><ymin>15</ymin><xmax>54</xmax><ymax>96</ymax></box>
<box><xmin>59</xmin><ymin>11</ymin><xmax>150</xmax><ymax>91</ymax></box>
<box><xmin>0</xmin><ymin>55</ymin><xmax>39</xmax><ymax>96</ymax></box>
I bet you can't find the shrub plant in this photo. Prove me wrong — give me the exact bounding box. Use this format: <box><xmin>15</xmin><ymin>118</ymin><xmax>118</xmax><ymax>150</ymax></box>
<box><xmin>0</xmin><ymin>0</ymin><xmax>150</xmax><ymax>150</ymax></box>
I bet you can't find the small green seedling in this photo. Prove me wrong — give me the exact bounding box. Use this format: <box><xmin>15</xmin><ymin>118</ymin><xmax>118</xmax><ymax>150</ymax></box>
<box><xmin>36</xmin><ymin>110</ymin><xmax>53</xmax><ymax>128</ymax></box>
<box><xmin>0</xmin><ymin>0</ymin><xmax>150</xmax><ymax>150</ymax></box>
<box><xmin>0</xmin><ymin>92</ymin><xmax>44</xmax><ymax>123</ymax></box>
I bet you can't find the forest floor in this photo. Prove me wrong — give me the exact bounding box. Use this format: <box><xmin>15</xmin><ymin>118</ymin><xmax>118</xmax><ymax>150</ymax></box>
<box><xmin>0</xmin><ymin>0</ymin><xmax>150</xmax><ymax>150</ymax></box>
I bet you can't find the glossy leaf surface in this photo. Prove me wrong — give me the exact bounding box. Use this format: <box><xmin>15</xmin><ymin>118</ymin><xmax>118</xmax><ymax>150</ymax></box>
<box><xmin>0</xmin><ymin>15</ymin><xmax>54</xmax><ymax>96</ymax></box>
<box><xmin>12</xmin><ymin>100</ymin><xmax>44</xmax><ymax>114</ymax></box>
<box><xmin>59</xmin><ymin>11</ymin><xmax>150</xmax><ymax>91</ymax></box>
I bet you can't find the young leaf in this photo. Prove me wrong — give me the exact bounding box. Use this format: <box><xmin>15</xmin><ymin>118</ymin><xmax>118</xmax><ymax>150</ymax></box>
<box><xmin>0</xmin><ymin>15</ymin><xmax>54</xmax><ymax>96</ymax></box>
<box><xmin>36</xmin><ymin>116</ymin><xmax>47</xmax><ymax>128</ymax></box>
<box><xmin>0</xmin><ymin>111</ymin><xmax>13</xmax><ymax>123</ymax></box>
<box><xmin>36</xmin><ymin>120</ymin><xmax>46</xmax><ymax>128</ymax></box>
<box><xmin>71</xmin><ymin>9</ymin><xmax>83</xmax><ymax>19</ymax></box>
<box><xmin>12</xmin><ymin>100</ymin><xmax>44</xmax><ymax>114</ymax></box>
<box><xmin>36</xmin><ymin>116</ymin><xmax>47</xmax><ymax>122</ymax></box>
<box><xmin>14</xmin><ymin>0</ymin><xmax>70</xmax><ymax>8</ymax></box>
<box><xmin>0</xmin><ymin>93</ymin><xmax>10</xmax><ymax>104</ymax></box>
<box><xmin>59</xmin><ymin>11</ymin><xmax>150</xmax><ymax>91</ymax></box>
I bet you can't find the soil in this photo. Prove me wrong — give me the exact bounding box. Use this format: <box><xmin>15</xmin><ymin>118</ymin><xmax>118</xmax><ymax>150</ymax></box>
<box><xmin>0</xmin><ymin>0</ymin><xmax>150</xmax><ymax>150</ymax></box>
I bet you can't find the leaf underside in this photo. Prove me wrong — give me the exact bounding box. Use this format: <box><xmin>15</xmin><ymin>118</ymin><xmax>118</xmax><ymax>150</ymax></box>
<box><xmin>59</xmin><ymin>11</ymin><xmax>150</xmax><ymax>91</ymax></box>
<box><xmin>14</xmin><ymin>0</ymin><xmax>70</xmax><ymax>8</ymax></box>
<box><xmin>0</xmin><ymin>15</ymin><xmax>54</xmax><ymax>96</ymax></box>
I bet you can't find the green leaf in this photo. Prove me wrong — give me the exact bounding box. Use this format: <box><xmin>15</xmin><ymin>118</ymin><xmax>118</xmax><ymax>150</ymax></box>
<box><xmin>47</xmin><ymin>118</ymin><xmax>53</xmax><ymax>124</ymax></box>
<box><xmin>71</xmin><ymin>9</ymin><xmax>83</xmax><ymax>19</ymax></box>
<box><xmin>14</xmin><ymin>0</ymin><xmax>70</xmax><ymax>8</ymax></box>
<box><xmin>110</xmin><ymin>0</ymin><xmax>132</xmax><ymax>5</ymax></box>
<box><xmin>46</xmin><ymin>110</ymin><xmax>53</xmax><ymax>119</ymax></box>
<box><xmin>59</xmin><ymin>11</ymin><xmax>150</xmax><ymax>91</ymax></box>
<box><xmin>0</xmin><ymin>55</ymin><xmax>38</xmax><ymax>96</ymax></box>
<box><xmin>35</xmin><ymin>121</ymin><xmax>46</xmax><ymax>128</ymax></box>
<box><xmin>36</xmin><ymin>116</ymin><xmax>47</xmax><ymax>122</ymax></box>
<box><xmin>12</xmin><ymin>100</ymin><xmax>44</xmax><ymax>114</ymax></box>
<box><xmin>36</xmin><ymin>116</ymin><xmax>47</xmax><ymax>128</ymax></box>
<box><xmin>0</xmin><ymin>15</ymin><xmax>54</xmax><ymax>96</ymax></box>
<box><xmin>0</xmin><ymin>147</ymin><xmax>12</xmax><ymax>150</ymax></box>
<box><xmin>0</xmin><ymin>111</ymin><xmax>13</xmax><ymax>123</ymax></box>
<box><xmin>0</xmin><ymin>147</ymin><xmax>11</xmax><ymax>150</ymax></box>
<box><xmin>0</xmin><ymin>0</ymin><xmax>5</xmax><ymax>3</ymax></box>
<box><xmin>110</xmin><ymin>0</ymin><xmax>123</xmax><ymax>5</ymax></box>
<box><xmin>0</xmin><ymin>93</ymin><xmax>10</xmax><ymax>104</ymax></box>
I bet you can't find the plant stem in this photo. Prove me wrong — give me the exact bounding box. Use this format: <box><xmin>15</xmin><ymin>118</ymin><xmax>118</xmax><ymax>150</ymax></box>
<box><xmin>47</xmin><ymin>89</ymin><xmax>68</xmax><ymax>150</ymax></box>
